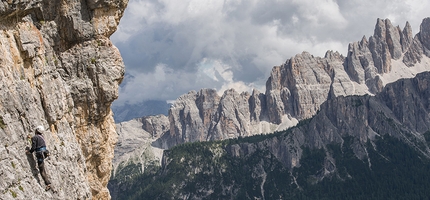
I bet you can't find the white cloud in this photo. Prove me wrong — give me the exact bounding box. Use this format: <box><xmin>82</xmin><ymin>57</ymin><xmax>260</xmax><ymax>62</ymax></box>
<box><xmin>291</xmin><ymin>0</ymin><xmax>348</xmax><ymax>28</ymax></box>
<box><xmin>112</xmin><ymin>0</ymin><xmax>430</xmax><ymax>107</ymax></box>
<box><xmin>197</xmin><ymin>58</ymin><xmax>256</xmax><ymax>95</ymax></box>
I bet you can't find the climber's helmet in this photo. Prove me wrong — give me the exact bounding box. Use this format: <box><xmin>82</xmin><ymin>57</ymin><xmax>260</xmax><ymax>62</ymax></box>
<box><xmin>35</xmin><ymin>126</ymin><xmax>44</xmax><ymax>134</ymax></box>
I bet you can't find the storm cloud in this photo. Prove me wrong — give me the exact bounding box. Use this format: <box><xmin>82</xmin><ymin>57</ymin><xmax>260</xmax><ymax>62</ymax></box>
<box><xmin>112</xmin><ymin>0</ymin><xmax>430</xmax><ymax>106</ymax></box>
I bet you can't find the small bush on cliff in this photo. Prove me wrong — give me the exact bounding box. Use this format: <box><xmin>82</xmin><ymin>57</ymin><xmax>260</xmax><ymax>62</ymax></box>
<box><xmin>10</xmin><ymin>190</ymin><xmax>17</xmax><ymax>198</ymax></box>
<box><xmin>0</xmin><ymin>116</ymin><xmax>6</xmax><ymax>129</ymax></box>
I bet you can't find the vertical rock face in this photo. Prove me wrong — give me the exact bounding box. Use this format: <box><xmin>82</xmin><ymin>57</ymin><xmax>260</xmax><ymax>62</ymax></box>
<box><xmin>403</xmin><ymin>18</ymin><xmax>430</xmax><ymax>66</ymax></box>
<box><xmin>420</xmin><ymin>18</ymin><xmax>430</xmax><ymax>54</ymax></box>
<box><xmin>266</xmin><ymin>51</ymin><xmax>349</xmax><ymax>123</ymax></box>
<box><xmin>0</xmin><ymin>0</ymin><xmax>127</xmax><ymax>199</ymax></box>
<box><xmin>378</xmin><ymin>72</ymin><xmax>430</xmax><ymax>133</ymax></box>
<box><xmin>151</xmin><ymin>88</ymin><xmax>283</xmax><ymax>149</ymax></box>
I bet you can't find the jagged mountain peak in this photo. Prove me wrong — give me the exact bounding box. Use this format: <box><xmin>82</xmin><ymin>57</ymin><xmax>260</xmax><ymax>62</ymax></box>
<box><xmin>114</xmin><ymin>71</ymin><xmax>430</xmax><ymax>199</ymax></box>
<box><xmin>118</xmin><ymin>17</ymin><xmax>430</xmax><ymax>150</ymax></box>
<box><xmin>111</xmin><ymin>18</ymin><xmax>430</xmax><ymax>198</ymax></box>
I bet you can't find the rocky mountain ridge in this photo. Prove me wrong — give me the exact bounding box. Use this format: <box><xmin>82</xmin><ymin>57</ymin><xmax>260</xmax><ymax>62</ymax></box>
<box><xmin>116</xmin><ymin>70</ymin><xmax>430</xmax><ymax>200</ymax></box>
<box><xmin>0</xmin><ymin>0</ymin><xmax>128</xmax><ymax>199</ymax></box>
<box><xmin>252</xmin><ymin>70</ymin><xmax>430</xmax><ymax>170</ymax></box>
<box><xmin>117</xmin><ymin>17</ymin><xmax>430</xmax><ymax>150</ymax></box>
<box><xmin>110</xmin><ymin>17</ymin><xmax>430</xmax><ymax>197</ymax></box>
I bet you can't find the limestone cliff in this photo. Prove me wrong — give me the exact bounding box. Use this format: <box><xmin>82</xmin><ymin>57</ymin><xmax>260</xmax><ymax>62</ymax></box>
<box><xmin>0</xmin><ymin>0</ymin><xmax>127</xmax><ymax>199</ymax></box>
<box><xmin>140</xmin><ymin>18</ymin><xmax>430</xmax><ymax>149</ymax></box>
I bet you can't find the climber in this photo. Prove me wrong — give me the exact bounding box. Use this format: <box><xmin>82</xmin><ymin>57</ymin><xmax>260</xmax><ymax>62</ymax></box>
<box><xmin>25</xmin><ymin>125</ymin><xmax>51</xmax><ymax>191</ymax></box>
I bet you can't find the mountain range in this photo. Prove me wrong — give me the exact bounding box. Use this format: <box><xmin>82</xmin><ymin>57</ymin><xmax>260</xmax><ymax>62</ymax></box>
<box><xmin>137</xmin><ymin>18</ymin><xmax>430</xmax><ymax>150</ymax></box>
<box><xmin>110</xmin><ymin>17</ymin><xmax>430</xmax><ymax>199</ymax></box>
<box><xmin>117</xmin><ymin>71</ymin><xmax>430</xmax><ymax>199</ymax></box>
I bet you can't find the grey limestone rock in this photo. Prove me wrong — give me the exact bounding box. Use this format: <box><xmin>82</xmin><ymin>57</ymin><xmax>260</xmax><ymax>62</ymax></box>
<box><xmin>0</xmin><ymin>0</ymin><xmax>128</xmax><ymax>199</ymax></box>
<box><xmin>420</xmin><ymin>18</ymin><xmax>430</xmax><ymax>54</ymax></box>
<box><xmin>404</xmin><ymin>18</ymin><xmax>430</xmax><ymax>66</ymax></box>
<box><xmin>403</xmin><ymin>36</ymin><xmax>425</xmax><ymax>67</ymax></box>
<box><xmin>401</xmin><ymin>21</ymin><xmax>413</xmax><ymax>52</ymax></box>
<box><xmin>141</xmin><ymin>114</ymin><xmax>170</xmax><ymax>139</ymax></box>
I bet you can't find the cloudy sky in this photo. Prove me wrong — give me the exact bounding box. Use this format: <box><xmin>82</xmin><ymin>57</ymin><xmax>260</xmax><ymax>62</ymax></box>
<box><xmin>111</xmin><ymin>0</ymin><xmax>429</xmax><ymax>106</ymax></box>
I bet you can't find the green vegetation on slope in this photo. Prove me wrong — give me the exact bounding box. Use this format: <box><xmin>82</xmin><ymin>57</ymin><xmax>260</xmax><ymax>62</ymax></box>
<box><xmin>295</xmin><ymin>135</ymin><xmax>430</xmax><ymax>199</ymax></box>
<box><xmin>114</xmin><ymin>133</ymin><xmax>430</xmax><ymax>200</ymax></box>
<box><xmin>112</xmin><ymin>131</ymin><xmax>294</xmax><ymax>199</ymax></box>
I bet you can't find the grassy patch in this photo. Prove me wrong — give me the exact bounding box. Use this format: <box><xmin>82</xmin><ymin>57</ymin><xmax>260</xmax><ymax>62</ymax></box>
<box><xmin>10</xmin><ymin>190</ymin><xmax>17</xmax><ymax>198</ymax></box>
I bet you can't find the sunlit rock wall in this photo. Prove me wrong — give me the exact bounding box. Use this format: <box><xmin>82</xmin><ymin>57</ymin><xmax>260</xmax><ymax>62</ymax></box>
<box><xmin>0</xmin><ymin>0</ymin><xmax>128</xmax><ymax>199</ymax></box>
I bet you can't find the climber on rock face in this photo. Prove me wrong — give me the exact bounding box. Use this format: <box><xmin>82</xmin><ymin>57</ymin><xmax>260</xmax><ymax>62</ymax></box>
<box><xmin>26</xmin><ymin>125</ymin><xmax>51</xmax><ymax>191</ymax></box>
